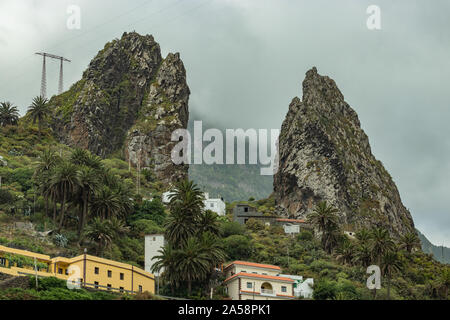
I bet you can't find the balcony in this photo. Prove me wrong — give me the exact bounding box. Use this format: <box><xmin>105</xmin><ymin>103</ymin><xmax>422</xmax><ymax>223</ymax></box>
<box><xmin>260</xmin><ymin>289</ymin><xmax>275</xmax><ymax>296</ymax></box>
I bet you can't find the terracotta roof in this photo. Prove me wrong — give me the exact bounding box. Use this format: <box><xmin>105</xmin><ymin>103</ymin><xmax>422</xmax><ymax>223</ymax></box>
<box><xmin>276</xmin><ymin>218</ymin><xmax>306</xmax><ymax>223</ymax></box>
<box><xmin>224</xmin><ymin>261</ymin><xmax>281</xmax><ymax>271</ymax></box>
<box><xmin>224</xmin><ymin>272</ymin><xmax>294</xmax><ymax>283</ymax></box>
<box><xmin>240</xmin><ymin>290</ymin><xmax>260</xmax><ymax>295</ymax></box>
<box><xmin>276</xmin><ymin>293</ymin><xmax>295</xmax><ymax>298</ymax></box>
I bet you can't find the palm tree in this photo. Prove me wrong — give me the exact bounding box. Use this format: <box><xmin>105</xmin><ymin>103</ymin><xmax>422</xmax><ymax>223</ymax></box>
<box><xmin>34</xmin><ymin>149</ymin><xmax>61</xmax><ymax>218</ymax></box>
<box><xmin>198</xmin><ymin>210</ymin><xmax>220</xmax><ymax>236</ymax></box>
<box><xmin>198</xmin><ymin>232</ymin><xmax>227</xmax><ymax>295</ymax></box>
<box><xmin>108</xmin><ymin>216</ymin><xmax>130</xmax><ymax>237</ymax></box>
<box><xmin>353</xmin><ymin>243</ymin><xmax>372</xmax><ymax>267</ymax></box>
<box><xmin>76</xmin><ymin>166</ymin><xmax>100</xmax><ymax>236</ymax></box>
<box><xmin>27</xmin><ymin>96</ymin><xmax>51</xmax><ymax>133</ymax></box>
<box><xmin>165</xmin><ymin>180</ymin><xmax>205</xmax><ymax>248</ymax></box>
<box><xmin>336</xmin><ymin>240</ymin><xmax>355</xmax><ymax>265</ymax></box>
<box><xmin>370</xmin><ymin>227</ymin><xmax>395</xmax><ymax>264</ymax></box>
<box><xmin>176</xmin><ymin>237</ymin><xmax>211</xmax><ymax>296</ymax></box>
<box><xmin>399</xmin><ymin>232</ymin><xmax>420</xmax><ymax>253</ymax></box>
<box><xmin>113</xmin><ymin>182</ymin><xmax>134</xmax><ymax>218</ymax></box>
<box><xmin>0</xmin><ymin>101</ymin><xmax>20</xmax><ymax>126</ymax></box>
<box><xmin>165</xmin><ymin>209</ymin><xmax>197</xmax><ymax>249</ymax></box>
<box><xmin>91</xmin><ymin>186</ymin><xmax>121</xmax><ymax>219</ymax></box>
<box><xmin>51</xmin><ymin>161</ymin><xmax>80</xmax><ymax>230</ymax></box>
<box><xmin>168</xmin><ymin>179</ymin><xmax>205</xmax><ymax>222</ymax></box>
<box><xmin>151</xmin><ymin>245</ymin><xmax>181</xmax><ymax>296</ymax></box>
<box><xmin>308</xmin><ymin>201</ymin><xmax>341</xmax><ymax>253</ymax></box>
<box><xmin>83</xmin><ymin>217</ymin><xmax>114</xmax><ymax>256</ymax></box>
<box><xmin>381</xmin><ymin>251</ymin><xmax>403</xmax><ymax>300</ymax></box>
<box><xmin>355</xmin><ymin>228</ymin><xmax>371</xmax><ymax>244</ymax></box>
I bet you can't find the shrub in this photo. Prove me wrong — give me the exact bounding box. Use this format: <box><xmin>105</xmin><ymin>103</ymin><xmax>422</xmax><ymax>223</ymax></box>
<box><xmin>129</xmin><ymin>199</ymin><xmax>166</xmax><ymax>226</ymax></box>
<box><xmin>313</xmin><ymin>279</ymin><xmax>337</xmax><ymax>300</ymax></box>
<box><xmin>245</xmin><ymin>218</ymin><xmax>265</xmax><ymax>231</ymax></box>
<box><xmin>131</xmin><ymin>219</ymin><xmax>164</xmax><ymax>237</ymax></box>
<box><xmin>297</xmin><ymin>230</ymin><xmax>313</xmax><ymax>241</ymax></box>
<box><xmin>219</xmin><ymin>221</ymin><xmax>245</xmax><ymax>237</ymax></box>
<box><xmin>52</xmin><ymin>234</ymin><xmax>68</xmax><ymax>248</ymax></box>
<box><xmin>223</xmin><ymin>235</ymin><xmax>254</xmax><ymax>260</ymax></box>
<box><xmin>0</xmin><ymin>189</ymin><xmax>15</xmax><ymax>205</ymax></box>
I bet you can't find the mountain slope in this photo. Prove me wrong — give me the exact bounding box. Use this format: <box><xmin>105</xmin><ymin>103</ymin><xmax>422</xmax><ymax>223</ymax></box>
<box><xmin>48</xmin><ymin>32</ymin><xmax>189</xmax><ymax>185</ymax></box>
<box><xmin>274</xmin><ymin>67</ymin><xmax>415</xmax><ymax>237</ymax></box>
<box><xmin>417</xmin><ymin>230</ymin><xmax>450</xmax><ymax>264</ymax></box>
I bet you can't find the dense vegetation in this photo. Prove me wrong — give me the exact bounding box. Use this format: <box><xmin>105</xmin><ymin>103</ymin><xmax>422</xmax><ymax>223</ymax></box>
<box><xmin>0</xmin><ymin>97</ymin><xmax>448</xmax><ymax>300</ymax></box>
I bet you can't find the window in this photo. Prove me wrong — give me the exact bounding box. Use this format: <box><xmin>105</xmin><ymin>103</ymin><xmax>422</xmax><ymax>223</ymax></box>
<box><xmin>120</xmin><ymin>287</ymin><xmax>124</xmax><ymax>293</ymax></box>
<box><xmin>262</xmin><ymin>273</ymin><xmax>267</xmax><ymax>275</ymax></box>
<box><xmin>120</xmin><ymin>273</ymin><xmax>124</xmax><ymax>280</ymax></box>
<box><xmin>58</xmin><ymin>268</ymin><xmax>63</xmax><ymax>274</ymax></box>
<box><xmin>107</xmin><ymin>270</ymin><xmax>112</xmax><ymax>278</ymax></box>
<box><xmin>244</xmin><ymin>207</ymin><xmax>249</xmax><ymax>212</ymax></box>
<box><xmin>94</xmin><ymin>267</ymin><xmax>99</xmax><ymax>274</ymax></box>
<box><xmin>281</xmin><ymin>286</ymin><xmax>287</xmax><ymax>293</ymax></box>
<box><xmin>65</xmin><ymin>269</ymin><xmax>69</xmax><ymax>275</ymax></box>
<box><xmin>210</xmin><ymin>203</ymin><xmax>214</xmax><ymax>208</ymax></box>
<box><xmin>107</xmin><ymin>284</ymin><xmax>112</xmax><ymax>291</ymax></box>
<box><xmin>139</xmin><ymin>285</ymin><xmax>143</xmax><ymax>293</ymax></box>
<box><xmin>252</xmin><ymin>272</ymin><xmax>257</xmax><ymax>274</ymax></box>
<box><xmin>94</xmin><ymin>281</ymin><xmax>99</xmax><ymax>289</ymax></box>
<box><xmin>153</xmin><ymin>237</ymin><xmax>156</xmax><ymax>241</ymax></box>
<box><xmin>247</xmin><ymin>282</ymin><xmax>252</xmax><ymax>289</ymax></box>
<box><xmin>0</xmin><ymin>258</ymin><xmax>6</xmax><ymax>266</ymax></box>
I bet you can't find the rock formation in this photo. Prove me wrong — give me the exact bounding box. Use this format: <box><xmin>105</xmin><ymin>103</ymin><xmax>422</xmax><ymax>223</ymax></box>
<box><xmin>274</xmin><ymin>67</ymin><xmax>415</xmax><ymax>237</ymax></box>
<box><xmin>49</xmin><ymin>32</ymin><xmax>189</xmax><ymax>185</ymax></box>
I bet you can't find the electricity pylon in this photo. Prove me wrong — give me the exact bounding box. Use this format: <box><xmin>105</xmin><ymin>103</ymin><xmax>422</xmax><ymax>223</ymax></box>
<box><xmin>35</xmin><ymin>52</ymin><xmax>71</xmax><ymax>98</ymax></box>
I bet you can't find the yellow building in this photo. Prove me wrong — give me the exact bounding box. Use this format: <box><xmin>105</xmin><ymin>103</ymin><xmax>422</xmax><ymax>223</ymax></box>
<box><xmin>0</xmin><ymin>245</ymin><xmax>154</xmax><ymax>295</ymax></box>
<box><xmin>223</xmin><ymin>261</ymin><xmax>295</xmax><ymax>300</ymax></box>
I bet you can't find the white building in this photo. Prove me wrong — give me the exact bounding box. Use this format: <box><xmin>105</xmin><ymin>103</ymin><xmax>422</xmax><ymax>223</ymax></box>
<box><xmin>223</xmin><ymin>261</ymin><xmax>295</xmax><ymax>300</ymax></box>
<box><xmin>203</xmin><ymin>193</ymin><xmax>226</xmax><ymax>216</ymax></box>
<box><xmin>144</xmin><ymin>234</ymin><xmax>165</xmax><ymax>276</ymax></box>
<box><xmin>279</xmin><ymin>274</ymin><xmax>314</xmax><ymax>299</ymax></box>
<box><xmin>162</xmin><ymin>191</ymin><xmax>226</xmax><ymax>216</ymax></box>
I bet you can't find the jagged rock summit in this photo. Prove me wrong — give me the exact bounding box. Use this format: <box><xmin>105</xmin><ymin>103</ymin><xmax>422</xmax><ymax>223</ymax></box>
<box><xmin>274</xmin><ymin>67</ymin><xmax>415</xmax><ymax>237</ymax></box>
<box><xmin>49</xmin><ymin>32</ymin><xmax>189</xmax><ymax>185</ymax></box>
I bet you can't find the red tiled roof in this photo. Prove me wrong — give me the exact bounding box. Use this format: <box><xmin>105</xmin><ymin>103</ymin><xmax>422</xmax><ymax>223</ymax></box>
<box><xmin>224</xmin><ymin>272</ymin><xmax>294</xmax><ymax>283</ymax></box>
<box><xmin>240</xmin><ymin>290</ymin><xmax>260</xmax><ymax>295</ymax></box>
<box><xmin>276</xmin><ymin>218</ymin><xmax>306</xmax><ymax>223</ymax></box>
<box><xmin>224</xmin><ymin>261</ymin><xmax>281</xmax><ymax>271</ymax></box>
<box><xmin>276</xmin><ymin>293</ymin><xmax>295</xmax><ymax>298</ymax></box>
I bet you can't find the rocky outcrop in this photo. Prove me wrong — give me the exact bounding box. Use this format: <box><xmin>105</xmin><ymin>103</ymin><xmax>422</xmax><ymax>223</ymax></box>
<box><xmin>49</xmin><ymin>32</ymin><xmax>189</xmax><ymax>185</ymax></box>
<box><xmin>125</xmin><ymin>52</ymin><xmax>190</xmax><ymax>185</ymax></box>
<box><xmin>273</xmin><ymin>67</ymin><xmax>415</xmax><ymax>237</ymax></box>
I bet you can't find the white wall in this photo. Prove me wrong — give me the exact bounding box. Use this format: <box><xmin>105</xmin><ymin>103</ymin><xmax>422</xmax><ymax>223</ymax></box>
<box><xmin>144</xmin><ymin>234</ymin><xmax>165</xmax><ymax>275</ymax></box>
<box><xmin>204</xmin><ymin>198</ymin><xmax>226</xmax><ymax>216</ymax></box>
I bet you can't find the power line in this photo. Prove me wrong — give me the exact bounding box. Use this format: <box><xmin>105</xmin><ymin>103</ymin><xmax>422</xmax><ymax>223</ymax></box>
<box><xmin>0</xmin><ymin>0</ymin><xmax>156</xmax><ymax>77</ymax></box>
<box><xmin>0</xmin><ymin>0</ymin><xmax>188</xmax><ymax>91</ymax></box>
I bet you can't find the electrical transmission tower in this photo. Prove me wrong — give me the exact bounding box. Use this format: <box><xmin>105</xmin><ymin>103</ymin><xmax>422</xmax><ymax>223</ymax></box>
<box><xmin>35</xmin><ymin>52</ymin><xmax>71</xmax><ymax>99</ymax></box>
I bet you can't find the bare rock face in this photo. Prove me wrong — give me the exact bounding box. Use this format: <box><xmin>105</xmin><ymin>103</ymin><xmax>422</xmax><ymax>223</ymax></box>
<box><xmin>273</xmin><ymin>67</ymin><xmax>415</xmax><ymax>237</ymax></box>
<box><xmin>49</xmin><ymin>32</ymin><xmax>189</xmax><ymax>185</ymax></box>
<box><xmin>125</xmin><ymin>52</ymin><xmax>190</xmax><ymax>185</ymax></box>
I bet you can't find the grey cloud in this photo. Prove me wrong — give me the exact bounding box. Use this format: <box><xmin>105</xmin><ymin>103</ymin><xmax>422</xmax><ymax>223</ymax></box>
<box><xmin>0</xmin><ymin>0</ymin><xmax>448</xmax><ymax>245</ymax></box>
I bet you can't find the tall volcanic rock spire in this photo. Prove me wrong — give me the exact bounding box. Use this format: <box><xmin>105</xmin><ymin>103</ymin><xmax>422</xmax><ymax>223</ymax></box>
<box><xmin>49</xmin><ymin>32</ymin><xmax>189</xmax><ymax>185</ymax></box>
<box><xmin>274</xmin><ymin>67</ymin><xmax>415</xmax><ymax>237</ymax></box>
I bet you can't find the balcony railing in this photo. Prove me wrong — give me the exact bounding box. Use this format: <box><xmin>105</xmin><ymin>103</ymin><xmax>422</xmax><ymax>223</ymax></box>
<box><xmin>261</xmin><ymin>289</ymin><xmax>274</xmax><ymax>295</ymax></box>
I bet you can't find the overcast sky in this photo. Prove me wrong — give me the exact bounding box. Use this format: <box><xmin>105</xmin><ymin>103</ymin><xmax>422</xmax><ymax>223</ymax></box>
<box><xmin>0</xmin><ymin>0</ymin><xmax>449</xmax><ymax>246</ymax></box>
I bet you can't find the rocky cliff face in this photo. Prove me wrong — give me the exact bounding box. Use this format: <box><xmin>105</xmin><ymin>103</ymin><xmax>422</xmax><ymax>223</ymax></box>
<box><xmin>49</xmin><ymin>32</ymin><xmax>189</xmax><ymax>185</ymax></box>
<box><xmin>274</xmin><ymin>67</ymin><xmax>415</xmax><ymax>237</ymax></box>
